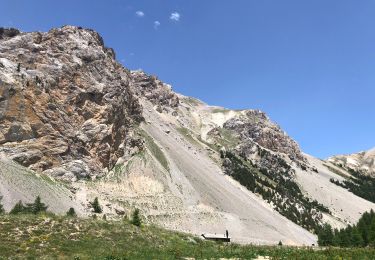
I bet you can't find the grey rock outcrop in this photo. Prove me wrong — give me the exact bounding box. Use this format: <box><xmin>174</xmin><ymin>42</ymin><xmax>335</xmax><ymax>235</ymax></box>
<box><xmin>131</xmin><ymin>70</ymin><xmax>179</xmax><ymax>111</ymax></box>
<box><xmin>328</xmin><ymin>147</ymin><xmax>375</xmax><ymax>177</ymax></box>
<box><xmin>223</xmin><ymin>110</ymin><xmax>305</xmax><ymax>162</ymax></box>
<box><xmin>0</xmin><ymin>25</ymin><xmax>143</xmax><ymax>181</ymax></box>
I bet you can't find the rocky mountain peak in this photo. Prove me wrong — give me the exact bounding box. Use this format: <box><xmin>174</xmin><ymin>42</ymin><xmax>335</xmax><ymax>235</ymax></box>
<box><xmin>0</xmin><ymin>26</ymin><xmax>143</xmax><ymax>181</ymax></box>
<box><xmin>207</xmin><ymin>108</ymin><xmax>306</xmax><ymax>163</ymax></box>
<box><xmin>328</xmin><ymin>147</ymin><xmax>375</xmax><ymax>176</ymax></box>
<box><xmin>0</xmin><ymin>28</ymin><xmax>21</xmax><ymax>40</ymax></box>
<box><xmin>1</xmin><ymin>26</ymin><xmax>375</xmax><ymax>247</ymax></box>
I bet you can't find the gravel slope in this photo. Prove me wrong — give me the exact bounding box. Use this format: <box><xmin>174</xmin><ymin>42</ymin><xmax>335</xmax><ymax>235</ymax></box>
<box><xmin>295</xmin><ymin>155</ymin><xmax>375</xmax><ymax>227</ymax></box>
<box><xmin>0</xmin><ymin>155</ymin><xmax>83</xmax><ymax>214</ymax></box>
<box><xmin>141</xmin><ymin>101</ymin><xmax>316</xmax><ymax>245</ymax></box>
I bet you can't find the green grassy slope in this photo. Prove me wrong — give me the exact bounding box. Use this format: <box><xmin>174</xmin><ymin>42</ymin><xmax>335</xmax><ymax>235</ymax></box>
<box><xmin>0</xmin><ymin>215</ymin><xmax>374</xmax><ymax>259</ymax></box>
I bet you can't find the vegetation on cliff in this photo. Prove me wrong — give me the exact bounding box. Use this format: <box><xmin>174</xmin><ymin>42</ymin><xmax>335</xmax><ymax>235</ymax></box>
<box><xmin>330</xmin><ymin>169</ymin><xmax>375</xmax><ymax>203</ymax></box>
<box><xmin>221</xmin><ymin>150</ymin><xmax>329</xmax><ymax>233</ymax></box>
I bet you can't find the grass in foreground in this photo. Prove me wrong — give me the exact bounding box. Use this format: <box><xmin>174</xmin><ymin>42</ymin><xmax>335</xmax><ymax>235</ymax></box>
<box><xmin>0</xmin><ymin>215</ymin><xmax>375</xmax><ymax>259</ymax></box>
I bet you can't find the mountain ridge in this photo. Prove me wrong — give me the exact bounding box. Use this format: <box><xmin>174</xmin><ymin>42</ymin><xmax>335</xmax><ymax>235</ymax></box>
<box><xmin>0</xmin><ymin>25</ymin><xmax>374</xmax><ymax>245</ymax></box>
<box><xmin>328</xmin><ymin>147</ymin><xmax>375</xmax><ymax>177</ymax></box>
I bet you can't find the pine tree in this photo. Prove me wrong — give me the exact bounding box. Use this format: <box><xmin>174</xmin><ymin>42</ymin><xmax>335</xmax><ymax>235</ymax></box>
<box><xmin>130</xmin><ymin>208</ymin><xmax>141</xmax><ymax>227</ymax></box>
<box><xmin>0</xmin><ymin>196</ymin><xmax>4</xmax><ymax>214</ymax></box>
<box><xmin>328</xmin><ymin>210</ymin><xmax>375</xmax><ymax>247</ymax></box>
<box><xmin>90</xmin><ymin>197</ymin><xmax>102</xmax><ymax>213</ymax></box>
<box><xmin>332</xmin><ymin>229</ymin><xmax>341</xmax><ymax>247</ymax></box>
<box><xmin>66</xmin><ymin>207</ymin><xmax>77</xmax><ymax>217</ymax></box>
<box><xmin>357</xmin><ymin>221</ymin><xmax>368</xmax><ymax>245</ymax></box>
<box><xmin>318</xmin><ymin>223</ymin><xmax>333</xmax><ymax>246</ymax></box>
<box><xmin>369</xmin><ymin>218</ymin><xmax>375</xmax><ymax>246</ymax></box>
<box><xmin>10</xmin><ymin>201</ymin><xmax>26</xmax><ymax>214</ymax></box>
<box><xmin>351</xmin><ymin>228</ymin><xmax>364</xmax><ymax>247</ymax></box>
<box><xmin>26</xmin><ymin>196</ymin><xmax>48</xmax><ymax>214</ymax></box>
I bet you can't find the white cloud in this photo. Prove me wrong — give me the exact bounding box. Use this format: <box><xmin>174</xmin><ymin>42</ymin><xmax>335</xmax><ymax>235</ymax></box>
<box><xmin>170</xmin><ymin>12</ymin><xmax>180</xmax><ymax>21</ymax></box>
<box><xmin>154</xmin><ymin>21</ymin><xmax>161</xmax><ymax>29</ymax></box>
<box><xmin>135</xmin><ymin>11</ymin><xmax>145</xmax><ymax>17</ymax></box>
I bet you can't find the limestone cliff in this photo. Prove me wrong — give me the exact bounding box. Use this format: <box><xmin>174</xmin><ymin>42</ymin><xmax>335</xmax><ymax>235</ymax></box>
<box><xmin>0</xmin><ymin>26</ymin><xmax>143</xmax><ymax>181</ymax></box>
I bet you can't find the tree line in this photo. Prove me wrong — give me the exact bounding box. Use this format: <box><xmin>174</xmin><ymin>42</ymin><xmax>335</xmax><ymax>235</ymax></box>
<box><xmin>0</xmin><ymin>196</ymin><xmax>141</xmax><ymax>226</ymax></box>
<box><xmin>330</xmin><ymin>168</ymin><xmax>375</xmax><ymax>204</ymax></box>
<box><xmin>0</xmin><ymin>195</ymin><xmax>76</xmax><ymax>216</ymax></box>
<box><xmin>221</xmin><ymin>150</ymin><xmax>329</xmax><ymax>234</ymax></box>
<box><xmin>318</xmin><ymin>210</ymin><xmax>375</xmax><ymax>247</ymax></box>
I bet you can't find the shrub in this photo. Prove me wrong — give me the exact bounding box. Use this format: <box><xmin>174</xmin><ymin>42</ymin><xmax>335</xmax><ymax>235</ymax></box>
<box><xmin>66</xmin><ymin>207</ymin><xmax>77</xmax><ymax>217</ymax></box>
<box><xmin>0</xmin><ymin>196</ymin><xmax>4</xmax><ymax>214</ymax></box>
<box><xmin>26</xmin><ymin>196</ymin><xmax>48</xmax><ymax>214</ymax></box>
<box><xmin>90</xmin><ymin>197</ymin><xmax>102</xmax><ymax>213</ymax></box>
<box><xmin>131</xmin><ymin>208</ymin><xmax>141</xmax><ymax>227</ymax></box>
<box><xmin>10</xmin><ymin>200</ymin><xmax>26</xmax><ymax>214</ymax></box>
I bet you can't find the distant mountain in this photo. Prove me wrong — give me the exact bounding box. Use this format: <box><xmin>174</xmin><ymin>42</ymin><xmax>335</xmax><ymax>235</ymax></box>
<box><xmin>328</xmin><ymin>148</ymin><xmax>375</xmax><ymax>177</ymax></box>
<box><xmin>327</xmin><ymin>148</ymin><xmax>375</xmax><ymax>204</ymax></box>
<box><xmin>1</xmin><ymin>26</ymin><xmax>374</xmax><ymax>245</ymax></box>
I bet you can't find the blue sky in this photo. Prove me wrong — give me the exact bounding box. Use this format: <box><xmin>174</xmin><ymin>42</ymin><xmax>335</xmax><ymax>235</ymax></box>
<box><xmin>1</xmin><ymin>0</ymin><xmax>374</xmax><ymax>158</ymax></box>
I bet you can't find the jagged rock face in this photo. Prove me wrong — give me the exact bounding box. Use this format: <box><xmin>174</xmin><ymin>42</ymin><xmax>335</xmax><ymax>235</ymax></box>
<box><xmin>328</xmin><ymin>147</ymin><xmax>375</xmax><ymax>176</ymax></box>
<box><xmin>0</xmin><ymin>28</ymin><xmax>21</xmax><ymax>39</ymax></box>
<box><xmin>131</xmin><ymin>70</ymin><xmax>179</xmax><ymax>111</ymax></box>
<box><xmin>210</xmin><ymin>110</ymin><xmax>306</xmax><ymax>163</ymax></box>
<box><xmin>0</xmin><ymin>26</ymin><xmax>143</xmax><ymax>181</ymax></box>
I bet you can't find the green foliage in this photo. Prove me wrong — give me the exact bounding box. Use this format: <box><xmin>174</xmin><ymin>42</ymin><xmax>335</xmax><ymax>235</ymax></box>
<box><xmin>212</xmin><ymin>128</ymin><xmax>240</xmax><ymax>149</ymax></box>
<box><xmin>176</xmin><ymin>127</ymin><xmax>202</xmax><ymax>147</ymax></box>
<box><xmin>330</xmin><ymin>169</ymin><xmax>375</xmax><ymax>203</ymax></box>
<box><xmin>10</xmin><ymin>200</ymin><xmax>26</xmax><ymax>214</ymax></box>
<box><xmin>319</xmin><ymin>210</ymin><xmax>375</xmax><ymax>247</ymax></box>
<box><xmin>26</xmin><ymin>196</ymin><xmax>48</xmax><ymax>214</ymax></box>
<box><xmin>370</xmin><ymin>219</ymin><xmax>375</xmax><ymax>246</ymax></box>
<box><xmin>10</xmin><ymin>197</ymin><xmax>48</xmax><ymax>215</ymax></box>
<box><xmin>318</xmin><ymin>223</ymin><xmax>334</xmax><ymax>246</ymax></box>
<box><xmin>112</xmin><ymin>164</ymin><xmax>124</xmax><ymax>175</ymax></box>
<box><xmin>0</xmin><ymin>196</ymin><xmax>4</xmax><ymax>214</ymax></box>
<box><xmin>66</xmin><ymin>207</ymin><xmax>77</xmax><ymax>217</ymax></box>
<box><xmin>90</xmin><ymin>197</ymin><xmax>102</xmax><ymax>213</ymax></box>
<box><xmin>130</xmin><ymin>208</ymin><xmax>141</xmax><ymax>227</ymax></box>
<box><xmin>139</xmin><ymin>129</ymin><xmax>169</xmax><ymax>172</ymax></box>
<box><xmin>221</xmin><ymin>150</ymin><xmax>329</xmax><ymax>233</ymax></box>
<box><xmin>1</xmin><ymin>214</ymin><xmax>375</xmax><ymax>259</ymax></box>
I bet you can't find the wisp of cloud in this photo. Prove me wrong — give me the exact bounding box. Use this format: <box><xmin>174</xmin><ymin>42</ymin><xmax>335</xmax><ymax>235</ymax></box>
<box><xmin>170</xmin><ymin>12</ymin><xmax>180</xmax><ymax>21</ymax></box>
<box><xmin>136</xmin><ymin>11</ymin><xmax>144</xmax><ymax>17</ymax></box>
